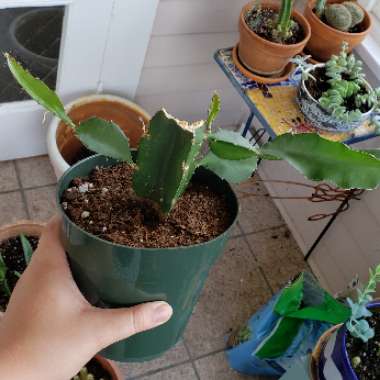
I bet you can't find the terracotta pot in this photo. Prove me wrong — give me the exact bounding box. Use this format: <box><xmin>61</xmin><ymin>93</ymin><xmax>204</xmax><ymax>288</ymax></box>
<box><xmin>304</xmin><ymin>0</ymin><xmax>372</xmax><ymax>62</ymax></box>
<box><xmin>0</xmin><ymin>221</ymin><xmax>44</xmax><ymax>243</ymax></box>
<box><xmin>94</xmin><ymin>355</ymin><xmax>122</xmax><ymax>380</ymax></box>
<box><xmin>238</xmin><ymin>1</ymin><xmax>311</xmax><ymax>76</ymax></box>
<box><xmin>47</xmin><ymin>94</ymin><xmax>150</xmax><ymax>179</ymax></box>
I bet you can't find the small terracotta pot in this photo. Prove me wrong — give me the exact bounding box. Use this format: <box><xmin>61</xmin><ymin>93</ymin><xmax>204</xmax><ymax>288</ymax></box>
<box><xmin>94</xmin><ymin>355</ymin><xmax>122</xmax><ymax>380</ymax></box>
<box><xmin>0</xmin><ymin>221</ymin><xmax>44</xmax><ymax>243</ymax></box>
<box><xmin>238</xmin><ymin>1</ymin><xmax>311</xmax><ymax>76</ymax></box>
<box><xmin>47</xmin><ymin>94</ymin><xmax>150</xmax><ymax>179</ymax></box>
<box><xmin>304</xmin><ymin>0</ymin><xmax>372</xmax><ymax>62</ymax></box>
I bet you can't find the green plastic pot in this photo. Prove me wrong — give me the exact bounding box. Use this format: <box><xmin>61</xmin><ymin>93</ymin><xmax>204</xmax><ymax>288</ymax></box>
<box><xmin>57</xmin><ymin>155</ymin><xmax>239</xmax><ymax>362</ymax></box>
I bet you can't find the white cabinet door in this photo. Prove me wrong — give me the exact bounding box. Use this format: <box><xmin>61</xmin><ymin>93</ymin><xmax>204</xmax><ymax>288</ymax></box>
<box><xmin>0</xmin><ymin>0</ymin><xmax>158</xmax><ymax>160</ymax></box>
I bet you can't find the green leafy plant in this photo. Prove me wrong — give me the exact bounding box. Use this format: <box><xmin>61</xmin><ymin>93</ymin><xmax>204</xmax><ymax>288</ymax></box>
<box><xmin>315</xmin><ymin>0</ymin><xmax>364</xmax><ymax>31</ymax></box>
<box><xmin>6</xmin><ymin>54</ymin><xmax>380</xmax><ymax>214</ymax></box>
<box><xmin>346</xmin><ymin>264</ymin><xmax>380</xmax><ymax>342</ymax></box>
<box><xmin>246</xmin><ymin>0</ymin><xmax>299</xmax><ymax>43</ymax></box>
<box><xmin>20</xmin><ymin>234</ymin><xmax>33</xmax><ymax>265</ymax></box>
<box><xmin>295</xmin><ymin>43</ymin><xmax>380</xmax><ymax>125</ymax></box>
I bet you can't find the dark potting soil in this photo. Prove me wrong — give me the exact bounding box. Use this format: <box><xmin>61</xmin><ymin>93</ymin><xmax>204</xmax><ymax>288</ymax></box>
<box><xmin>245</xmin><ymin>8</ymin><xmax>304</xmax><ymax>44</ymax></box>
<box><xmin>0</xmin><ymin>235</ymin><xmax>39</xmax><ymax>311</ymax></box>
<box><xmin>68</xmin><ymin>145</ymin><xmax>95</xmax><ymax>166</ymax></box>
<box><xmin>305</xmin><ymin>67</ymin><xmax>370</xmax><ymax>113</ymax></box>
<box><xmin>85</xmin><ymin>358</ymin><xmax>111</xmax><ymax>380</ymax></box>
<box><xmin>346</xmin><ymin>313</ymin><xmax>380</xmax><ymax>380</ymax></box>
<box><xmin>61</xmin><ymin>163</ymin><xmax>233</xmax><ymax>248</ymax></box>
<box><xmin>313</xmin><ymin>9</ymin><xmax>366</xmax><ymax>33</ymax></box>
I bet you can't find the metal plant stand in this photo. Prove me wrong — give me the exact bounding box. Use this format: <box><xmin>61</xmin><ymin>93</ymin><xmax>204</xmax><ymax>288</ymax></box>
<box><xmin>215</xmin><ymin>47</ymin><xmax>378</xmax><ymax>261</ymax></box>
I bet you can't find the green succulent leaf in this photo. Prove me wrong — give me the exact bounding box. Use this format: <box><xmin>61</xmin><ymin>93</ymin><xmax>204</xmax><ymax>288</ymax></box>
<box><xmin>206</xmin><ymin>93</ymin><xmax>221</xmax><ymax>131</ymax></box>
<box><xmin>76</xmin><ymin>117</ymin><xmax>133</xmax><ymax>163</ymax></box>
<box><xmin>208</xmin><ymin>130</ymin><xmax>259</xmax><ymax>160</ymax></box>
<box><xmin>258</xmin><ymin>133</ymin><xmax>380</xmax><ymax>189</ymax></box>
<box><xmin>133</xmin><ymin>110</ymin><xmax>205</xmax><ymax>213</ymax></box>
<box><xmin>5</xmin><ymin>53</ymin><xmax>75</xmax><ymax>128</ymax></box>
<box><xmin>199</xmin><ymin>151</ymin><xmax>258</xmax><ymax>183</ymax></box>
<box><xmin>20</xmin><ymin>234</ymin><xmax>33</xmax><ymax>265</ymax></box>
<box><xmin>0</xmin><ymin>254</ymin><xmax>11</xmax><ymax>297</ymax></box>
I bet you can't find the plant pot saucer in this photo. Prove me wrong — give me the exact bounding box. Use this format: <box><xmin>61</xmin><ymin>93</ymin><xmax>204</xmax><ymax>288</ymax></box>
<box><xmin>232</xmin><ymin>44</ymin><xmax>295</xmax><ymax>84</ymax></box>
<box><xmin>310</xmin><ymin>324</ymin><xmax>341</xmax><ymax>380</ymax></box>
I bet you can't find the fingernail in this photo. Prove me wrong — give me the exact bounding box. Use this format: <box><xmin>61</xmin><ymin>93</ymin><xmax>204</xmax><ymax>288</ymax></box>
<box><xmin>152</xmin><ymin>302</ymin><xmax>173</xmax><ymax>326</ymax></box>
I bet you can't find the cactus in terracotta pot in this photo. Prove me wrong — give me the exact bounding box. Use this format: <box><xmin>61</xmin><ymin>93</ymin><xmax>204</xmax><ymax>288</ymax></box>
<box><xmin>324</xmin><ymin>2</ymin><xmax>364</xmax><ymax>31</ymax></box>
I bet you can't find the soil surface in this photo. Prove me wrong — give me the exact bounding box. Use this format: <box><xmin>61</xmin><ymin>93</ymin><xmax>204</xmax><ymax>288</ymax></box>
<box><xmin>0</xmin><ymin>236</ymin><xmax>39</xmax><ymax>311</ymax></box>
<box><xmin>305</xmin><ymin>67</ymin><xmax>370</xmax><ymax>113</ymax></box>
<box><xmin>314</xmin><ymin>9</ymin><xmax>366</xmax><ymax>33</ymax></box>
<box><xmin>346</xmin><ymin>313</ymin><xmax>380</xmax><ymax>380</ymax></box>
<box><xmin>245</xmin><ymin>7</ymin><xmax>304</xmax><ymax>44</ymax></box>
<box><xmin>82</xmin><ymin>358</ymin><xmax>111</xmax><ymax>380</ymax></box>
<box><xmin>61</xmin><ymin>163</ymin><xmax>233</xmax><ymax>248</ymax></box>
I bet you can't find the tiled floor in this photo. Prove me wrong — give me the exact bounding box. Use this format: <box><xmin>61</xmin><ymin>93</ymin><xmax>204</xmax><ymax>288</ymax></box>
<box><xmin>0</xmin><ymin>155</ymin><xmax>307</xmax><ymax>380</ymax></box>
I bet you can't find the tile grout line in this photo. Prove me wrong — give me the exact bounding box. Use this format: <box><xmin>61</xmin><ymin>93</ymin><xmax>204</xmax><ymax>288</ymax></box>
<box><xmin>0</xmin><ymin>182</ymin><xmax>57</xmax><ymax>196</ymax></box>
<box><xmin>182</xmin><ymin>339</ymin><xmax>201</xmax><ymax>380</ymax></box>
<box><xmin>13</xmin><ymin>160</ymin><xmax>31</xmax><ymax>220</ymax></box>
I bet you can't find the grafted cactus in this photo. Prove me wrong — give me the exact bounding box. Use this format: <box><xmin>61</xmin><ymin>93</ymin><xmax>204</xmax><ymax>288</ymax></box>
<box><xmin>6</xmin><ymin>54</ymin><xmax>380</xmax><ymax>215</ymax></box>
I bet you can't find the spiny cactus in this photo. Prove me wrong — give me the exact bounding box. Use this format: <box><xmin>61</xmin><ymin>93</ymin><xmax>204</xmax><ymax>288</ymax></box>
<box><xmin>72</xmin><ymin>366</ymin><xmax>104</xmax><ymax>380</ymax></box>
<box><xmin>6</xmin><ymin>54</ymin><xmax>380</xmax><ymax>212</ymax></box>
<box><xmin>325</xmin><ymin>3</ymin><xmax>353</xmax><ymax>31</ymax></box>
<box><xmin>343</xmin><ymin>1</ymin><xmax>365</xmax><ymax>27</ymax></box>
<box><xmin>324</xmin><ymin>1</ymin><xmax>364</xmax><ymax>32</ymax></box>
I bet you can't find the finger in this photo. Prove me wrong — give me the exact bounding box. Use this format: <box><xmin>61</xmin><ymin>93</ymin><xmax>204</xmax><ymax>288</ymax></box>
<box><xmin>34</xmin><ymin>215</ymin><xmax>68</xmax><ymax>267</ymax></box>
<box><xmin>88</xmin><ymin>301</ymin><xmax>173</xmax><ymax>349</ymax></box>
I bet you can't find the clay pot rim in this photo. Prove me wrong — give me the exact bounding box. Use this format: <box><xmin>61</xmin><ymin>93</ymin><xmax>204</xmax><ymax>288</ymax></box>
<box><xmin>94</xmin><ymin>355</ymin><xmax>122</xmax><ymax>380</ymax></box>
<box><xmin>300</xmin><ymin>62</ymin><xmax>375</xmax><ymax>116</ymax></box>
<box><xmin>240</xmin><ymin>1</ymin><xmax>312</xmax><ymax>51</ymax></box>
<box><xmin>0</xmin><ymin>220</ymin><xmax>44</xmax><ymax>243</ymax></box>
<box><xmin>305</xmin><ymin>0</ymin><xmax>372</xmax><ymax>37</ymax></box>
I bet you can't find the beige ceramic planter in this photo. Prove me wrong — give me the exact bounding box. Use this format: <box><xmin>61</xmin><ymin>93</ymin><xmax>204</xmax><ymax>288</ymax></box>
<box><xmin>47</xmin><ymin>94</ymin><xmax>150</xmax><ymax>179</ymax></box>
<box><xmin>238</xmin><ymin>1</ymin><xmax>311</xmax><ymax>76</ymax></box>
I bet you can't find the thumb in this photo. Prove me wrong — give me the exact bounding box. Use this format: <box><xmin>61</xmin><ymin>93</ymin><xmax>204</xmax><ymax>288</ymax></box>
<box><xmin>88</xmin><ymin>301</ymin><xmax>173</xmax><ymax>349</ymax></box>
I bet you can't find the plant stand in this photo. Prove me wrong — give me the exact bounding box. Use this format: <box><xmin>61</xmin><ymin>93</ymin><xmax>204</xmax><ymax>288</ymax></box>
<box><xmin>214</xmin><ymin>47</ymin><xmax>378</xmax><ymax>262</ymax></box>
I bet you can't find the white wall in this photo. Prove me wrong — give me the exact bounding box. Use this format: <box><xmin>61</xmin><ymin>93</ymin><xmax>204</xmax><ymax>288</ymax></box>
<box><xmin>134</xmin><ymin>0</ymin><xmax>250</xmax><ymax>126</ymax></box>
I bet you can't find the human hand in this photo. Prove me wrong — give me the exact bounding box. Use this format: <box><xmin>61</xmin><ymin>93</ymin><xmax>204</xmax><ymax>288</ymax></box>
<box><xmin>0</xmin><ymin>216</ymin><xmax>173</xmax><ymax>380</ymax></box>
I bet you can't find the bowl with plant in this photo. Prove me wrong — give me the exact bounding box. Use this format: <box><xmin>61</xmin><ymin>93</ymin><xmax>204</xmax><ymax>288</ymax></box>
<box><xmin>237</xmin><ymin>0</ymin><xmax>311</xmax><ymax>79</ymax></box>
<box><xmin>315</xmin><ymin>264</ymin><xmax>380</xmax><ymax>380</ymax></box>
<box><xmin>7</xmin><ymin>53</ymin><xmax>380</xmax><ymax>362</ymax></box>
<box><xmin>304</xmin><ymin>0</ymin><xmax>372</xmax><ymax>62</ymax></box>
<box><xmin>294</xmin><ymin>43</ymin><xmax>380</xmax><ymax>132</ymax></box>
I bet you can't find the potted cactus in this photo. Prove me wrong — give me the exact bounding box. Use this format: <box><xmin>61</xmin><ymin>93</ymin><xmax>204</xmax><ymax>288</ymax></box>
<box><xmin>72</xmin><ymin>356</ymin><xmax>121</xmax><ymax>380</ymax></box>
<box><xmin>237</xmin><ymin>0</ymin><xmax>311</xmax><ymax>78</ymax></box>
<box><xmin>7</xmin><ymin>54</ymin><xmax>380</xmax><ymax>362</ymax></box>
<box><xmin>294</xmin><ymin>43</ymin><xmax>380</xmax><ymax>132</ymax></box>
<box><xmin>316</xmin><ymin>264</ymin><xmax>380</xmax><ymax>380</ymax></box>
<box><xmin>304</xmin><ymin>0</ymin><xmax>372</xmax><ymax>62</ymax></box>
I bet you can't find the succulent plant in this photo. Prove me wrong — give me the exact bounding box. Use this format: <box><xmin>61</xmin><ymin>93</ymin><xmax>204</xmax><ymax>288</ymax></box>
<box><xmin>343</xmin><ymin>1</ymin><xmax>365</xmax><ymax>27</ymax></box>
<box><xmin>316</xmin><ymin>0</ymin><xmax>365</xmax><ymax>31</ymax></box>
<box><xmin>72</xmin><ymin>366</ymin><xmax>104</xmax><ymax>380</ymax></box>
<box><xmin>325</xmin><ymin>3</ymin><xmax>353</xmax><ymax>31</ymax></box>
<box><xmin>295</xmin><ymin>43</ymin><xmax>380</xmax><ymax>126</ymax></box>
<box><xmin>6</xmin><ymin>54</ymin><xmax>380</xmax><ymax>215</ymax></box>
<box><xmin>346</xmin><ymin>264</ymin><xmax>380</xmax><ymax>342</ymax></box>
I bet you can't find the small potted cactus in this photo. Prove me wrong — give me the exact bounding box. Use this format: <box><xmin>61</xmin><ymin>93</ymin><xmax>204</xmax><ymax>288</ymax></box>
<box><xmin>237</xmin><ymin>0</ymin><xmax>311</xmax><ymax>78</ymax></box>
<box><xmin>316</xmin><ymin>264</ymin><xmax>380</xmax><ymax>380</ymax></box>
<box><xmin>72</xmin><ymin>356</ymin><xmax>121</xmax><ymax>380</ymax></box>
<box><xmin>294</xmin><ymin>43</ymin><xmax>380</xmax><ymax>132</ymax></box>
<box><xmin>7</xmin><ymin>54</ymin><xmax>380</xmax><ymax>362</ymax></box>
<box><xmin>304</xmin><ymin>0</ymin><xmax>372</xmax><ymax>62</ymax></box>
